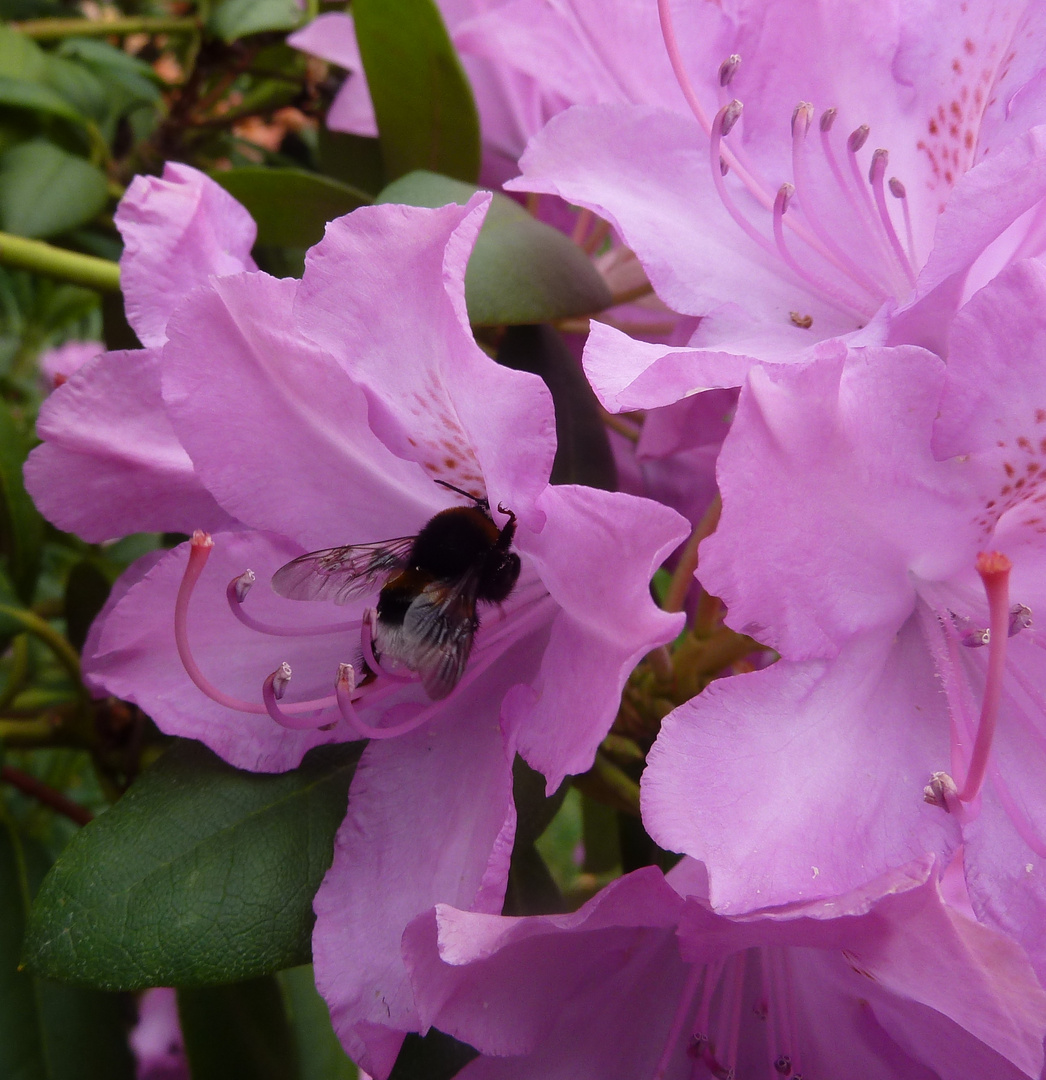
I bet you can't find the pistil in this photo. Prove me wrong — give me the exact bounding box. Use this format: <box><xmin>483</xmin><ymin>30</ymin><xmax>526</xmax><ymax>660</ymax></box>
<box><xmin>958</xmin><ymin>551</ymin><xmax>1013</xmax><ymax>803</ymax></box>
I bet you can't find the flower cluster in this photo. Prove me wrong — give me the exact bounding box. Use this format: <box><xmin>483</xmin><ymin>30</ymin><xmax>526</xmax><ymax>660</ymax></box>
<box><xmin>23</xmin><ymin>0</ymin><xmax>1046</xmax><ymax>1077</ymax></box>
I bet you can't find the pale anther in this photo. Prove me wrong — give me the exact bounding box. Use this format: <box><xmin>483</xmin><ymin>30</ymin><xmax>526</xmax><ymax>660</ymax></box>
<box><xmin>924</xmin><ymin>770</ymin><xmax>958</xmax><ymax>809</ymax></box>
<box><xmin>271</xmin><ymin>661</ymin><xmax>292</xmax><ymax>699</ymax></box>
<box><xmin>337</xmin><ymin>662</ymin><xmax>356</xmax><ymax>692</ymax></box>
<box><xmin>888</xmin><ymin>177</ymin><xmax>906</xmax><ymax>198</ymax></box>
<box><xmin>791</xmin><ymin>101</ymin><xmax>812</xmax><ymax>136</ymax></box>
<box><xmin>231</xmin><ymin>569</ymin><xmax>255</xmax><ymax>603</ymax></box>
<box><xmin>962</xmin><ymin>627</ymin><xmax>990</xmax><ymax>648</ymax></box>
<box><xmin>868</xmin><ymin>147</ymin><xmax>888</xmax><ymax>184</ymax></box>
<box><xmin>718</xmin><ymin>53</ymin><xmax>741</xmax><ymax>87</ymax></box>
<box><xmin>847</xmin><ymin>124</ymin><xmax>870</xmax><ymax>152</ymax></box>
<box><xmin>1009</xmin><ymin>603</ymin><xmax>1033</xmax><ymax>636</ymax></box>
<box><xmin>819</xmin><ymin>106</ymin><xmax>837</xmax><ymax>132</ymax></box>
<box><xmin>720</xmin><ymin>99</ymin><xmax>743</xmax><ymax>136</ymax></box>
<box><xmin>777</xmin><ymin>182</ymin><xmax>796</xmax><ymax>212</ymax></box>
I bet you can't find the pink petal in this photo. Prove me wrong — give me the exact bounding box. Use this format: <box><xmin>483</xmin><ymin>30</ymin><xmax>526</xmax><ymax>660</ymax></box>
<box><xmin>116</xmin><ymin>163</ymin><xmax>257</xmax><ymax>349</ymax></box>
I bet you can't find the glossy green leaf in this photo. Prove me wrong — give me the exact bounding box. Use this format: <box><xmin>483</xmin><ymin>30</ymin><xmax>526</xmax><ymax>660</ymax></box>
<box><xmin>0</xmin><ymin>77</ymin><xmax>86</xmax><ymax>127</ymax></box>
<box><xmin>0</xmin><ymin>398</ymin><xmax>44</xmax><ymax>604</ymax></box>
<box><xmin>278</xmin><ymin>965</ymin><xmax>357</xmax><ymax>1080</ymax></box>
<box><xmin>378</xmin><ymin>171</ymin><xmax>613</xmax><ymax>325</ymax></box>
<box><xmin>23</xmin><ymin>740</ymin><xmax>364</xmax><ymax>989</ymax></box>
<box><xmin>211</xmin><ymin>167</ymin><xmax>371</xmax><ymax>248</ymax></box>
<box><xmin>497</xmin><ymin>324</ymin><xmax>616</xmax><ymax>489</ymax></box>
<box><xmin>0</xmin><ymin>817</ymin><xmax>135</xmax><ymax>1080</ymax></box>
<box><xmin>179</xmin><ymin>977</ymin><xmax>298</xmax><ymax>1080</ymax></box>
<box><xmin>318</xmin><ymin>129</ymin><xmax>385</xmax><ymax>197</ymax></box>
<box><xmin>209</xmin><ymin>0</ymin><xmax>303</xmax><ymax>42</ymax></box>
<box><xmin>0</xmin><ymin>141</ymin><xmax>108</xmax><ymax>239</ymax></box>
<box><xmin>354</xmin><ymin>0</ymin><xmax>480</xmax><ymax>183</ymax></box>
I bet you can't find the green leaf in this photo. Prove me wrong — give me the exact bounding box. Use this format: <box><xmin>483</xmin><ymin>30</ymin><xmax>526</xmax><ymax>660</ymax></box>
<box><xmin>0</xmin><ymin>26</ymin><xmax>47</xmax><ymax>82</ymax></box>
<box><xmin>354</xmin><ymin>0</ymin><xmax>480</xmax><ymax>183</ymax></box>
<box><xmin>0</xmin><ymin>817</ymin><xmax>135</xmax><ymax>1080</ymax></box>
<box><xmin>209</xmin><ymin>0</ymin><xmax>303</xmax><ymax>42</ymax></box>
<box><xmin>317</xmin><ymin>129</ymin><xmax>385</xmax><ymax>197</ymax></box>
<box><xmin>377</xmin><ymin>171</ymin><xmax>613</xmax><ymax>326</ymax></box>
<box><xmin>0</xmin><ymin>398</ymin><xmax>44</xmax><ymax>604</ymax></box>
<box><xmin>496</xmin><ymin>324</ymin><xmax>616</xmax><ymax>489</ymax></box>
<box><xmin>39</xmin><ymin>56</ymin><xmax>107</xmax><ymax>125</ymax></box>
<box><xmin>0</xmin><ymin>76</ymin><xmax>87</xmax><ymax>127</ymax></box>
<box><xmin>278</xmin><ymin>965</ymin><xmax>357</xmax><ymax>1080</ymax></box>
<box><xmin>179</xmin><ymin>977</ymin><xmax>298</xmax><ymax>1080</ymax></box>
<box><xmin>23</xmin><ymin>740</ymin><xmax>364</xmax><ymax>989</ymax></box>
<box><xmin>211</xmin><ymin>167</ymin><xmax>371</xmax><ymax>248</ymax></box>
<box><xmin>0</xmin><ymin>141</ymin><xmax>108</xmax><ymax>239</ymax></box>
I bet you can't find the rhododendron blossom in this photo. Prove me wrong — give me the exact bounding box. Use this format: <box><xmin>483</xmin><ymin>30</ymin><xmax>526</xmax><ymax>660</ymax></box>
<box><xmin>500</xmin><ymin>0</ymin><xmax>1046</xmax><ymax>408</ymax></box>
<box><xmin>403</xmin><ymin>860</ymin><xmax>1046</xmax><ymax>1079</ymax></box>
<box><xmin>23</xmin><ymin>164</ymin><xmax>687</xmax><ymax>1077</ymax></box>
<box><xmin>643</xmin><ymin>259</ymin><xmax>1046</xmax><ymax>986</ymax></box>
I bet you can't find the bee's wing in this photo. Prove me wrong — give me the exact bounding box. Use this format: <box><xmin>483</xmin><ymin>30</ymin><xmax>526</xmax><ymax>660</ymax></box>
<box><xmin>271</xmin><ymin>537</ymin><xmax>416</xmax><ymax>604</ymax></box>
<box><xmin>401</xmin><ymin>574</ymin><xmax>482</xmax><ymax>699</ymax></box>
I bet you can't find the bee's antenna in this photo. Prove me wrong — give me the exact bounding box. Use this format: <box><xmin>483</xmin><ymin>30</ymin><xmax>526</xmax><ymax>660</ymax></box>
<box><xmin>433</xmin><ymin>478</ymin><xmax>488</xmax><ymax>508</ymax></box>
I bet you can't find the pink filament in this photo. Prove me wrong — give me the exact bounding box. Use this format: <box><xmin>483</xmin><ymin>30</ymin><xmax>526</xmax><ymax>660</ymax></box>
<box><xmin>225</xmin><ymin>575</ymin><xmax>362</xmax><ymax>638</ymax></box>
<box><xmin>958</xmin><ymin>552</ymin><xmax>1013</xmax><ymax>803</ymax></box>
<box><xmin>262</xmin><ymin>665</ymin><xmax>336</xmax><ymax>730</ymax></box>
<box><xmin>868</xmin><ymin>150</ymin><xmax>917</xmax><ymax>287</ymax></box>
<box><xmin>652</xmin><ymin>965</ymin><xmax>703</xmax><ymax>1079</ymax></box>
<box><xmin>175</xmin><ymin>532</ymin><xmax>337</xmax><ymax>718</ymax></box>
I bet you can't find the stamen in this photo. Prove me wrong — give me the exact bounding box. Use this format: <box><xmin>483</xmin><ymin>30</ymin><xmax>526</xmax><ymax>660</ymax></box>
<box><xmin>962</xmin><ymin>627</ymin><xmax>990</xmax><ymax>648</ymax></box>
<box><xmin>771</xmin><ymin>183</ymin><xmax>870</xmax><ymax>320</ymax></box>
<box><xmin>656</xmin><ymin>0</ymin><xmax>714</xmax><ymax>136</ymax></box>
<box><xmin>710</xmin><ymin>102</ymin><xmax>780</xmax><ymax>260</ymax></box>
<box><xmin>819</xmin><ymin>107</ymin><xmax>837</xmax><ymax>132</ymax></box>
<box><xmin>176</xmin><ymin>533</ymin><xmax>269</xmax><ymax>715</ymax></box>
<box><xmin>958</xmin><ymin>551</ymin><xmax>1013</xmax><ymax>803</ymax></box>
<box><xmin>789</xmin><ymin>103</ymin><xmax>885</xmax><ymax>297</ymax></box>
<box><xmin>847</xmin><ymin>124</ymin><xmax>870</xmax><ymax>153</ymax></box>
<box><xmin>868</xmin><ymin>149</ymin><xmax>917</xmax><ymax>286</ymax></box>
<box><xmin>718</xmin><ymin>53</ymin><xmax>741</xmax><ymax>87</ymax></box>
<box><xmin>226</xmin><ymin>572</ymin><xmax>362</xmax><ymax>638</ymax></box>
<box><xmin>261</xmin><ymin>663</ymin><xmax>335</xmax><ymax>730</ymax></box>
<box><xmin>888</xmin><ymin>176</ymin><xmax>918</xmax><ymax>270</ymax></box>
<box><xmin>175</xmin><ymin>532</ymin><xmax>339</xmax><ymax>720</ymax></box>
<box><xmin>1009</xmin><ymin>603</ymin><xmax>1033</xmax><ymax>636</ymax></box>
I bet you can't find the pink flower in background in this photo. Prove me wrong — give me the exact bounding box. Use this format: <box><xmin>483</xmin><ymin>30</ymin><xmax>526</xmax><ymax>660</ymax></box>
<box><xmin>37</xmin><ymin>339</ymin><xmax>104</xmax><ymax>389</ymax></box>
<box><xmin>289</xmin><ymin>3</ymin><xmax>567</xmax><ymax>186</ymax></box>
<box><xmin>24</xmin><ymin>164</ymin><xmax>687</xmax><ymax>1077</ymax></box>
<box><xmin>130</xmin><ymin>989</ymin><xmax>188</xmax><ymax>1080</ymax></box>
<box><xmin>643</xmin><ymin>259</ymin><xmax>1046</xmax><ymax>984</ymax></box>
<box><xmin>403</xmin><ymin>859</ymin><xmax>1046</xmax><ymax>1079</ymax></box>
<box><xmin>503</xmin><ymin>0</ymin><xmax>1046</xmax><ymax>408</ymax></box>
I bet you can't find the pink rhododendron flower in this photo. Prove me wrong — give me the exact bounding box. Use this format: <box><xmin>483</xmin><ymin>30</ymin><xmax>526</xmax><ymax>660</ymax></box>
<box><xmin>24</xmin><ymin>164</ymin><xmax>687</xmax><ymax>1077</ymax></box>
<box><xmin>289</xmin><ymin>3</ymin><xmax>566</xmax><ymax>186</ymax></box>
<box><xmin>643</xmin><ymin>259</ymin><xmax>1046</xmax><ymax>985</ymax></box>
<box><xmin>403</xmin><ymin>859</ymin><xmax>1046</xmax><ymax>1079</ymax></box>
<box><xmin>502</xmin><ymin>0</ymin><xmax>1046</xmax><ymax>408</ymax></box>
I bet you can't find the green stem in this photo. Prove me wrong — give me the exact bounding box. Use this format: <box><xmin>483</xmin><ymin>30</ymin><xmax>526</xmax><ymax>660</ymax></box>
<box><xmin>0</xmin><ymin>605</ymin><xmax>85</xmax><ymax>700</ymax></box>
<box><xmin>0</xmin><ymin>635</ymin><xmax>29</xmax><ymax>712</ymax></box>
<box><xmin>0</xmin><ymin>233</ymin><xmax>120</xmax><ymax>292</ymax></box>
<box><xmin>0</xmin><ymin>718</ymin><xmax>56</xmax><ymax>744</ymax></box>
<box><xmin>12</xmin><ymin>16</ymin><xmax>201</xmax><ymax>40</ymax></box>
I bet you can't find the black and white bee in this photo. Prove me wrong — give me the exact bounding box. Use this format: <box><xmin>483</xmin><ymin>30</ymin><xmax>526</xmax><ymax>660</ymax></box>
<box><xmin>271</xmin><ymin>481</ymin><xmax>521</xmax><ymax>699</ymax></box>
